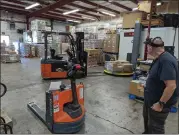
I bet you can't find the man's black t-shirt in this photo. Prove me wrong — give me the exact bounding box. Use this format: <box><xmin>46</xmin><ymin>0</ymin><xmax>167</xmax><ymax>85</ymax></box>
<box><xmin>145</xmin><ymin>52</ymin><xmax>179</xmax><ymax>107</ymax></box>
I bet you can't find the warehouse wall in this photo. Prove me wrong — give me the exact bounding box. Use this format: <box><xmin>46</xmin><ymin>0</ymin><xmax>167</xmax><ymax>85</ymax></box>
<box><xmin>0</xmin><ymin>11</ymin><xmax>26</xmax><ymax>44</ymax></box>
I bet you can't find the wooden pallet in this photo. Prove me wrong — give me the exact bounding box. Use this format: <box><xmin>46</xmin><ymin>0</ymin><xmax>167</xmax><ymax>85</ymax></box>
<box><xmin>128</xmin><ymin>94</ymin><xmax>178</xmax><ymax>113</ymax></box>
<box><xmin>141</xmin><ymin>19</ymin><xmax>164</xmax><ymax>27</ymax></box>
<box><xmin>1</xmin><ymin>60</ymin><xmax>21</xmax><ymax>63</ymax></box>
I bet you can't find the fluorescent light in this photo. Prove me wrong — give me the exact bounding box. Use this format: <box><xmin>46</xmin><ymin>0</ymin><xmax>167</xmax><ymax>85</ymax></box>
<box><xmin>132</xmin><ymin>7</ymin><xmax>138</xmax><ymax>11</ymax></box>
<box><xmin>82</xmin><ymin>16</ymin><xmax>96</xmax><ymax>20</ymax></box>
<box><xmin>63</xmin><ymin>9</ymin><xmax>79</xmax><ymax>15</ymax></box>
<box><xmin>25</xmin><ymin>3</ymin><xmax>40</xmax><ymax>9</ymax></box>
<box><xmin>156</xmin><ymin>2</ymin><xmax>162</xmax><ymax>6</ymax></box>
<box><xmin>67</xmin><ymin>20</ymin><xmax>80</xmax><ymax>23</ymax></box>
<box><xmin>101</xmin><ymin>11</ymin><xmax>116</xmax><ymax>17</ymax></box>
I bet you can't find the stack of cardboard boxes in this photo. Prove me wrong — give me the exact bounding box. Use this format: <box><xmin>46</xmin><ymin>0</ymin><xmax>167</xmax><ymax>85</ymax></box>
<box><xmin>85</xmin><ymin>49</ymin><xmax>100</xmax><ymax>67</ymax></box>
<box><xmin>31</xmin><ymin>19</ymin><xmax>51</xmax><ymax>31</ymax></box>
<box><xmin>105</xmin><ymin>60</ymin><xmax>133</xmax><ymax>73</ymax></box>
<box><xmin>1</xmin><ymin>44</ymin><xmax>20</xmax><ymax>63</ymax></box>
<box><xmin>103</xmin><ymin>34</ymin><xmax>119</xmax><ymax>53</ymax></box>
<box><xmin>84</xmin><ymin>39</ymin><xmax>103</xmax><ymax>49</ymax></box>
<box><xmin>122</xmin><ymin>11</ymin><xmax>147</xmax><ymax>29</ymax></box>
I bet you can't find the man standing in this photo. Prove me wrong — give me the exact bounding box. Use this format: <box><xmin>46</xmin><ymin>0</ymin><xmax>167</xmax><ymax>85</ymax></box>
<box><xmin>143</xmin><ymin>37</ymin><xmax>179</xmax><ymax>134</ymax></box>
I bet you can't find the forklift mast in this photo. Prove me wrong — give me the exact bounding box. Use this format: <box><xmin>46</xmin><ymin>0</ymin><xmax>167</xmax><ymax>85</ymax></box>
<box><xmin>75</xmin><ymin>32</ymin><xmax>87</xmax><ymax>76</ymax></box>
<box><xmin>75</xmin><ymin>32</ymin><xmax>84</xmax><ymax>65</ymax></box>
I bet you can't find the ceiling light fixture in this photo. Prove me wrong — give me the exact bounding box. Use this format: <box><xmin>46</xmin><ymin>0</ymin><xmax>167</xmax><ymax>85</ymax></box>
<box><xmin>101</xmin><ymin>11</ymin><xmax>116</xmax><ymax>17</ymax></box>
<box><xmin>25</xmin><ymin>3</ymin><xmax>40</xmax><ymax>10</ymax></box>
<box><xmin>63</xmin><ymin>9</ymin><xmax>79</xmax><ymax>15</ymax></box>
<box><xmin>156</xmin><ymin>2</ymin><xmax>162</xmax><ymax>6</ymax></box>
<box><xmin>82</xmin><ymin>16</ymin><xmax>96</xmax><ymax>20</ymax></box>
<box><xmin>132</xmin><ymin>7</ymin><xmax>138</xmax><ymax>11</ymax></box>
<box><xmin>67</xmin><ymin>19</ymin><xmax>80</xmax><ymax>23</ymax></box>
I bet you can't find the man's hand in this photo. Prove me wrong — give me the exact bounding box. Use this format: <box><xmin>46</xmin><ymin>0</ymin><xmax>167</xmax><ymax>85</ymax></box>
<box><xmin>151</xmin><ymin>102</ymin><xmax>163</xmax><ymax>112</ymax></box>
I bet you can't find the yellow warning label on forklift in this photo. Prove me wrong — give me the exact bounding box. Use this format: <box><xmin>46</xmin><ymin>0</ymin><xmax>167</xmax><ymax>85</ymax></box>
<box><xmin>53</xmin><ymin>104</ymin><xmax>59</xmax><ymax>113</ymax></box>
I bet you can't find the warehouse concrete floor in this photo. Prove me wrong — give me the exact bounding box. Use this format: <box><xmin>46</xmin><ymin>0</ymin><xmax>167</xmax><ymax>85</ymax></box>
<box><xmin>1</xmin><ymin>58</ymin><xmax>178</xmax><ymax>134</ymax></box>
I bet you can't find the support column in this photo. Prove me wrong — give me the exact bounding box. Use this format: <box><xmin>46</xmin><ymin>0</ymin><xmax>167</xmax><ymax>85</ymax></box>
<box><xmin>26</xmin><ymin>16</ymin><xmax>29</xmax><ymax>30</ymax></box>
<box><xmin>50</xmin><ymin>19</ymin><xmax>53</xmax><ymax>31</ymax></box>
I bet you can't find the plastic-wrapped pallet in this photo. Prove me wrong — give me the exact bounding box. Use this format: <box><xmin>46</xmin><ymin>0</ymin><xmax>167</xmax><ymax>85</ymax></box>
<box><xmin>1</xmin><ymin>45</ymin><xmax>6</xmax><ymax>54</ymax></box>
<box><xmin>31</xmin><ymin>46</ymin><xmax>36</xmax><ymax>57</ymax></box>
<box><xmin>20</xmin><ymin>43</ymin><xmax>31</xmax><ymax>57</ymax></box>
<box><xmin>32</xmin><ymin>31</ymin><xmax>44</xmax><ymax>43</ymax></box>
<box><xmin>9</xmin><ymin>45</ymin><xmax>15</xmax><ymax>51</ymax></box>
<box><xmin>1</xmin><ymin>54</ymin><xmax>20</xmax><ymax>63</ymax></box>
<box><xmin>31</xmin><ymin>19</ymin><xmax>46</xmax><ymax>31</ymax></box>
<box><xmin>36</xmin><ymin>44</ymin><xmax>52</xmax><ymax>58</ymax></box>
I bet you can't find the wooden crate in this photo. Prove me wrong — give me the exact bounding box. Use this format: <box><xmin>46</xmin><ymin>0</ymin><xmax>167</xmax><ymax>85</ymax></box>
<box><xmin>141</xmin><ymin>19</ymin><xmax>164</xmax><ymax>27</ymax></box>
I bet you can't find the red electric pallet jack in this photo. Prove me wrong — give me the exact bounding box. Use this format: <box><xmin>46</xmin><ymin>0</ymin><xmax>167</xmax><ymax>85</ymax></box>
<box><xmin>27</xmin><ymin>63</ymin><xmax>85</xmax><ymax>133</ymax></box>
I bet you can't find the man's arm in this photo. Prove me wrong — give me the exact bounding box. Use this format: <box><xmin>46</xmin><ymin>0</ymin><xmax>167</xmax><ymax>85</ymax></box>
<box><xmin>152</xmin><ymin>60</ymin><xmax>177</xmax><ymax>112</ymax></box>
<box><xmin>159</xmin><ymin>60</ymin><xmax>177</xmax><ymax>103</ymax></box>
<box><xmin>160</xmin><ymin>80</ymin><xmax>176</xmax><ymax>103</ymax></box>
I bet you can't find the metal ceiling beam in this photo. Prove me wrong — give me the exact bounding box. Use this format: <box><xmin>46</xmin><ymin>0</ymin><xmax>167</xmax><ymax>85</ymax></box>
<box><xmin>68</xmin><ymin>3</ymin><xmax>105</xmax><ymax>16</ymax></box>
<box><xmin>60</xmin><ymin>7</ymin><xmax>100</xmax><ymax>18</ymax></box>
<box><xmin>1</xmin><ymin>0</ymin><xmax>38</xmax><ymax>11</ymax></box>
<box><xmin>1</xmin><ymin>0</ymin><xmax>28</xmax><ymax>5</ymax></box>
<box><xmin>0</xmin><ymin>18</ymin><xmax>26</xmax><ymax>23</ymax></box>
<box><xmin>37</xmin><ymin>14</ymin><xmax>66</xmax><ymax>22</ymax></box>
<box><xmin>0</xmin><ymin>6</ymin><xmax>30</xmax><ymax>15</ymax></box>
<box><xmin>105</xmin><ymin>1</ymin><xmax>132</xmax><ymax>11</ymax></box>
<box><xmin>80</xmin><ymin>0</ymin><xmax>120</xmax><ymax>14</ymax></box>
<box><xmin>47</xmin><ymin>11</ymin><xmax>83</xmax><ymax>20</ymax></box>
<box><xmin>55</xmin><ymin>9</ymin><xmax>82</xmax><ymax>18</ymax></box>
<box><xmin>27</xmin><ymin>0</ymin><xmax>76</xmax><ymax>18</ymax></box>
<box><xmin>33</xmin><ymin>0</ymin><xmax>100</xmax><ymax>18</ymax></box>
<box><xmin>1</xmin><ymin>3</ymin><xmax>25</xmax><ymax>9</ymax></box>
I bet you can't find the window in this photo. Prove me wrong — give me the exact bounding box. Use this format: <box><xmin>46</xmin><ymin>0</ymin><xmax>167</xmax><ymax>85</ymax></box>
<box><xmin>1</xmin><ymin>35</ymin><xmax>10</xmax><ymax>46</ymax></box>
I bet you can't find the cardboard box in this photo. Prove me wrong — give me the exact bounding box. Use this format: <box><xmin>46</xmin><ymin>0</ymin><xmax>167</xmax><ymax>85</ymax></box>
<box><xmin>138</xmin><ymin>1</ymin><xmax>152</xmax><ymax>13</ymax></box>
<box><xmin>123</xmin><ymin>63</ymin><xmax>133</xmax><ymax>73</ymax></box>
<box><xmin>122</xmin><ymin>11</ymin><xmax>147</xmax><ymax>28</ymax></box>
<box><xmin>139</xmin><ymin>64</ymin><xmax>150</xmax><ymax>71</ymax></box>
<box><xmin>129</xmin><ymin>80</ymin><xmax>144</xmax><ymax>98</ymax></box>
<box><xmin>85</xmin><ymin>49</ymin><xmax>100</xmax><ymax>56</ymax></box>
<box><xmin>105</xmin><ymin>60</ymin><xmax>133</xmax><ymax>72</ymax></box>
<box><xmin>103</xmin><ymin>34</ymin><xmax>119</xmax><ymax>53</ymax></box>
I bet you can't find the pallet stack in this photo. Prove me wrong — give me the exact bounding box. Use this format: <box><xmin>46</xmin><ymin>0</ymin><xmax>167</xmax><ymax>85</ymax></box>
<box><xmin>20</xmin><ymin>43</ymin><xmax>31</xmax><ymax>57</ymax></box>
<box><xmin>36</xmin><ymin>44</ymin><xmax>52</xmax><ymax>58</ymax></box>
<box><xmin>1</xmin><ymin>43</ymin><xmax>21</xmax><ymax>63</ymax></box>
<box><xmin>1</xmin><ymin>54</ymin><xmax>21</xmax><ymax>63</ymax></box>
<box><xmin>85</xmin><ymin>49</ymin><xmax>100</xmax><ymax>67</ymax></box>
<box><xmin>84</xmin><ymin>39</ymin><xmax>103</xmax><ymax>49</ymax></box>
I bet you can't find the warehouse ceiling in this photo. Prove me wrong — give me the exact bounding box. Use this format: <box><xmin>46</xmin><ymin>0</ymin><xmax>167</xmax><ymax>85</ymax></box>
<box><xmin>0</xmin><ymin>0</ymin><xmax>139</xmax><ymax>22</ymax></box>
<box><xmin>1</xmin><ymin>0</ymin><xmax>173</xmax><ymax>23</ymax></box>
